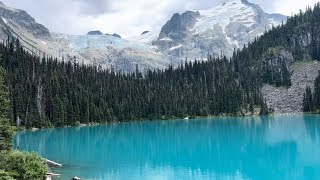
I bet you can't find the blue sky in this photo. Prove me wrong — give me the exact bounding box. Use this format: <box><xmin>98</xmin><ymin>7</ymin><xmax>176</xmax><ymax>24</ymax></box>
<box><xmin>1</xmin><ymin>0</ymin><xmax>319</xmax><ymax>37</ymax></box>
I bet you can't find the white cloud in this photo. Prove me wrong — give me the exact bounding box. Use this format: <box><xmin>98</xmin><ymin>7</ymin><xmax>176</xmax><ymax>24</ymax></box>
<box><xmin>270</xmin><ymin>0</ymin><xmax>319</xmax><ymax>16</ymax></box>
<box><xmin>1</xmin><ymin>0</ymin><xmax>319</xmax><ymax>38</ymax></box>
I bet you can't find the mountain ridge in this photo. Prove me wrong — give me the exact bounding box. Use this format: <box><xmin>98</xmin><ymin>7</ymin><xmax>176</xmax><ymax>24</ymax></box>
<box><xmin>154</xmin><ymin>0</ymin><xmax>287</xmax><ymax>60</ymax></box>
<box><xmin>0</xmin><ymin>0</ymin><xmax>286</xmax><ymax>73</ymax></box>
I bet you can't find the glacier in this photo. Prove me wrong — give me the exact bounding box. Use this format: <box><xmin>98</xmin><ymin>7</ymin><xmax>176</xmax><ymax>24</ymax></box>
<box><xmin>0</xmin><ymin>0</ymin><xmax>287</xmax><ymax>73</ymax></box>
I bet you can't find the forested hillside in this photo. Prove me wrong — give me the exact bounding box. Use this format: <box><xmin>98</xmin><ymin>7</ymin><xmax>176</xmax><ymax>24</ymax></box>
<box><xmin>0</xmin><ymin>60</ymin><xmax>48</xmax><ymax>180</ymax></box>
<box><xmin>1</xmin><ymin>39</ymin><xmax>265</xmax><ymax>128</ymax></box>
<box><xmin>2</xmin><ymin>3</ymin><xmax>320</xmax><ymax>128</ymax></box>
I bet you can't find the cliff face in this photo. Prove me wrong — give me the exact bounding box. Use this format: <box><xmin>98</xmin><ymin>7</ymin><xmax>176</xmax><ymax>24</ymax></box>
<box><xmin>0</xmin><ymin>2</ymin><xmax>50</xmax><ymax>39</ymax></box>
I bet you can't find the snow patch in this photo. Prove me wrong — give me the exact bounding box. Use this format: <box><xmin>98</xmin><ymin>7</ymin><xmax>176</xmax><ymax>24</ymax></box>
<box><xmin>194</xmin><ymin>0</ymin><xmax>256</xmax><ymax>34</ymax></box>
<box><xmin>268</xmin><ymin>18</ymin><xmax>282</xmax><ymax>27</ymax></box>
<box><xmin>1</xmin><ymin>17</ymin><xmax>7</xmax><ymax>24</ymax></box>
<box><xmin>244</xmin><ymin>22</ymin><xmax>254</xmax><ymax>27</ymax></box>
<box><xmin>68</xmin><ymin>35</ymin><xmax>147</xmax><ymax>51</ymax></box>
<box><xmin>223</xmin><ymin>27</ymin><xmax>239</xmax><ymax>48</ymax></box>
<box><xmin>127</xmin><ymin>31</ymin><xmax>159</xmax><ymax>45</ymax></box>
<box><xmin>170</xmin><ymin>44</ymin><xmax>182</xmax><ymax>51</ymax></box>
<box><xmin>160</xmin><ymin>37</ymin><xmax>173</xmax><ymax>41</ymax></box>
<box><xmin>41</xmin><ymin>41</ymin><xmax>47</xmax><ymax>45</ymax></box>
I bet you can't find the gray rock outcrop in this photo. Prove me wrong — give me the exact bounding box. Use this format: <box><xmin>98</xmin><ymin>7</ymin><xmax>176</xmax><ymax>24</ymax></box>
<box><xmin>262</xmin><ymin>47</ymin><xmax>294</xmax><ymax>67</ymax></box>
<box><xmin>141</xmin><ymin>31</ymin><xmax>149</xmax><ymax>35</ymax></box>
<box><xmin>87</xmin><ymin>30</ymin><xmax>103</xmax><ymax>35</ymax></box>
<box><xmin>262</xmin><ymin>61</ymin><xmax>320</xmax><ymax>114</ymax></box>
<box><xmin>111</xmin><ymin>33</ymin><xmax>121</xmax><ymax>38</ymax></box>
<box><xmin>0</xmin><ymin>3</ymin><xmax>50</xmax><ymax>39</ymax></box>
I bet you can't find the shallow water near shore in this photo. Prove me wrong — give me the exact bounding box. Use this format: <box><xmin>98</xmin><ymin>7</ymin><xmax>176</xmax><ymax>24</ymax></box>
<box><xmin>14</xmin><ymin>115</ymin><xmax>320</xmax><ymax>180</ymax></box>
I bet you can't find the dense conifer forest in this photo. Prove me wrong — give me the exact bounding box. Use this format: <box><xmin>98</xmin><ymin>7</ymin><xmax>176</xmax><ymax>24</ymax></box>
<box><xmin>2</xmin><ymin>3</ymin><xmax>320</xmax><ymax>127</ymax></box>
<box><xmin>0</xmin><ymin>63</ymin><xmax>48</xmax><ymax>180</ymax></box>
<box><xmin>0</xmin><ymin>39</ymin><xmax>265</xmax><ymax>128</ymax></box>
<box><xmin>0</xmin><ymin>65</ymin><xmax>13</xmax><ymax>150</ymax></box>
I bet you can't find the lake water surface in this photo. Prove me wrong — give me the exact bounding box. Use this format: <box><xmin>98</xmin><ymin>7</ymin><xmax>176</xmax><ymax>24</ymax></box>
<box><xmin>14</xmin><ymin>115</ymin><xmax>320</xmax><ymax>180</ymax></box>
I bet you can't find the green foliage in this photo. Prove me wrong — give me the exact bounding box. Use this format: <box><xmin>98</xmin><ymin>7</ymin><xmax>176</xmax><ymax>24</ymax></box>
<box><xmin>0</xmin><ymin>170</ymin><xmax>14</xmax><ymax>180</ymax></box>
<box><xmin>303</xmin><ymin>86</ymin><xmax>315</xmax><ymax>112</ymax></box>
<box><xmin>259</xmin><ymin>99</ymin><xmax>269</xmax><ymax>115</ymax></box>
<box><xmin>0</xmin><ymin>55</ymin><xmax>47</xmax><ymax>180</ymax></box>
<box><xmin>0</xmin><ymin>66</ymin><xmax>9</xmax><ymax>119</ymax></box>
<box><xmin>0</xmin><ymin>119</ymin><xmax>14</xmax><ymax>152</ymax></box>
<box><xmin>75</xmin><ymin>121</ymin><xmax>81</xmax><ymax>127</ymax></box>
<box><xmin>261</xmin><ymin>47</ymin><xmax>292</xmax><ymax>87</ymax></box>
<box><xmin>0</xmin><ymin>67</ymin><xmax>13</xmax><ymax>152</ymax></box>
<box><xmin>265</xmin><ymin>47</ymin><xmax>284</xmax><ymax>55</ymax></box>
<box><xmin>306</xmin><ymin>71</ymin><xmax>320</xmax><ymax>113</ymax></box>
<box><xmin>314</xmin><ymin>71</ymin><xmax>320</xmax><ymax>109</ymax></box>
<box><xmin>0</xmin><ymin>151</ymin><xmax>48</xmax><ymax>180</ymax></box>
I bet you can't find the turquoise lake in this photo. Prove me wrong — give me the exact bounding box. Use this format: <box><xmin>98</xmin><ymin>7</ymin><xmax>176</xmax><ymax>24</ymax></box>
<box><xmin>14</xmin><ymin>115</ymin><xmax>320</xmax><ymax>180</ymax></box>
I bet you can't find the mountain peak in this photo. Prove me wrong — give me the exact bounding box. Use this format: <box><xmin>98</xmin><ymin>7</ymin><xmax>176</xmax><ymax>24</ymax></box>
<box><xmin>111</xmin><ymin>33</ymin><xmax>121</xmax><ymax>38</ymax></box>
<box><xmin>141</xmin><ymin>31</ymin><xmax>150</xmax><ymax>35</ymax></box>
<box><xmin>220</xmin><ymin>0</ymin><xmax>250</xmax><ymax>5</ymax></box>
<box><xmin>0</xmin><ymin>1</ymin><xmax>50</xmax><ymax>39</ymax></box>
<box><xmin>87</xmin><ymin>30</ymin><xmax>103</xmax><ymax>35</ymax></box>
<box><xmin>0</xmin><ymin>1</ymin><xmax>19</xmax><ymax>12</ymax></box>
<box><xmin>155</xmin><ymin>0</ymin><xmax>287</xmax><ymax>60</ymax></box>
<box><xmin>0</xmin><ymin>0</ymin><xmax>288</xmax><ymax>74</ymax></box>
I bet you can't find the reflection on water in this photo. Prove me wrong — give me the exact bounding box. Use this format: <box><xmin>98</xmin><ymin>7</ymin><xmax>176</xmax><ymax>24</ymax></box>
<box><xmin>14</xmin><ymin>115</ymin><xmax>320</xmax><ymax>180</ymax></box>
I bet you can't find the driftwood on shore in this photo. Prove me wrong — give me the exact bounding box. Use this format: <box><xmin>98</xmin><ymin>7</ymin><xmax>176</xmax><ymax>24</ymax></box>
<box><xmin>42</xmin><ymin>158</ymin><xmax>82</xmax><ymax>180</ymax></box>
<box><xmin>47</xmin><ymin>173</ymin><xmax>61</xmax><ymax>176</ymax></box>
<box><xmin>42</xmin><ymin>158</ymin><xmax>62</xmax><ymax>167</ymax></box>
<box><xmin>46</xmin><ymin>172</ymin><xmax>60</xmax><ymax>180</ymax></box>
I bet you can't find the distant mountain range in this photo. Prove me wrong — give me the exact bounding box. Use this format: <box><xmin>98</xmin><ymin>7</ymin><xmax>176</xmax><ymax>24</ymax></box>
<box><xmin>0</xmin><ymin>0</ymin><xmax>286</xmax><ymax>73</ymax></box>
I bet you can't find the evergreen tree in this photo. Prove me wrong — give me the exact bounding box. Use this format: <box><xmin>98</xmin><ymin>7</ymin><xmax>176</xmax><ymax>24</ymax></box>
<box><xmin>314</xmin><ymin>71</ymin><xmax>320</xmax><ymax>109</ymax></box>
<box><xmin>0</xmin><ymin>66</ymin><xmax>13</xmax><ymax>151</ymax></box>
<box><xmin>303</xmin><ymin>86</ymin><xmax>314</xmax><ymax>112</ymax></box>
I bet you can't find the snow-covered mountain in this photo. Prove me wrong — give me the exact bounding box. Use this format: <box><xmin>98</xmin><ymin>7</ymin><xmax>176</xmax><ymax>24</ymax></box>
<box><xmin>154</xmin><ymin>0</ymin><xmax>287</xmax><ymax>59</ymax></box>
<box><xmin>0</xmin><ymin>0</ymin><xmax>286</xmax><ymax>73</ymax></box>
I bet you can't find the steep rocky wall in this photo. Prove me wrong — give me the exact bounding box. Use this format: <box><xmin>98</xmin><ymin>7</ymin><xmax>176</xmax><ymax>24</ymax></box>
<box><xmin>262</xmin><ymin>61</ymin><xmax>320</xmax><ymax>114</ymax></box>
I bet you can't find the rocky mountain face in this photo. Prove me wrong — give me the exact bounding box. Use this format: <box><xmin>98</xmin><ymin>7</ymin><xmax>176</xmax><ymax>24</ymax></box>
<box><xmin>0</xmin><ymin>2</ymin><xmax>51</xmax><ymax>56</ymax></box>
<box><xmin>87</xmin><ymin>30</ymin><xmax>103</xmax><ymax>35</ymax></box>
<box><xmin>0</xmin><ymin>0</ymin><xmax>286</xmax><ymax>73</ymax></box>
<box><xmin>0</xmin><ymin>2</ymin><xmax>50</xmax><ymax>39</ymax></box>
<box><xmin>155</xmin><ymin>0</ymin><xmax>287</xmax><ymax>60</ymax></box>
<box><xmin>0</xmin><ymin>2</ymin><xmax>168</xmax><ymax>73</ymax></box>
